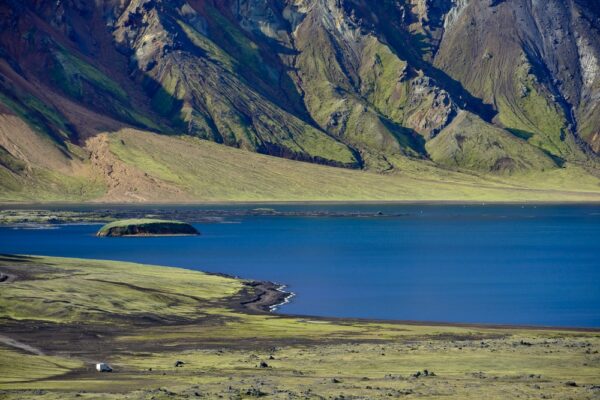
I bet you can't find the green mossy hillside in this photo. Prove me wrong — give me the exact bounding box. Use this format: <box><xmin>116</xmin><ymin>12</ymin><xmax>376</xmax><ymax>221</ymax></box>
<box><xmin>426</xmin><ymin>111</ymin><xmax>557</xmax><ymax>174</ymax></box>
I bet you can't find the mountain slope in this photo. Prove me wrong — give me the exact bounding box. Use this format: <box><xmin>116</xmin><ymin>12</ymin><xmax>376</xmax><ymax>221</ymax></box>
<box><xmin>434</xmin><ymin>0</ymin><xmax>600</xmax><ymax>157</ymax></box>
<box><xmin>0</xmin><ymin>0</ymin><xmax>599</xmax><ymax>202</ymax></box>
<box><xmin>4</xmin><ymin>128</ymin><xmax>600</xmax><ymax>202</ymax></box>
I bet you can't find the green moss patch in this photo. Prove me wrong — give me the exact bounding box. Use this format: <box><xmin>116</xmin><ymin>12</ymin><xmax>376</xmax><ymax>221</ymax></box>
<box><xmin>97</xmin><ymin>219</ymin><xmax>199</xmax><ymax>237</ymax></box>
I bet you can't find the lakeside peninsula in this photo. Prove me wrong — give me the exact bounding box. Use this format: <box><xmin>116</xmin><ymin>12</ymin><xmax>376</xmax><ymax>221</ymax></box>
<box><xmin>0</xmin><ymin>254</ymin><xmax>598</xmax><ymax>399</ymax></box>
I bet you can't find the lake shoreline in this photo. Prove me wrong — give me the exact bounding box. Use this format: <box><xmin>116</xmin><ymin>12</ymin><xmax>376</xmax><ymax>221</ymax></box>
<box><xmin>2</xmin><ymin>204</ymin><xmax>599</xmax><ymax>327</ymax></box>
<box><xmin>205</xmin><ymin>273</ymin><xmax>600</xmax><ymax>332</ymax></box>
<box><xmin>3</xmin><ymin>202</ymin><xmax>600</xmax><ymax>227</ymax></box>
<box><xmin>2</xmin><ymin>254</ymin><xmax>598</xmax><ymax>333</ymax></box>
<box><xmin>239</xmin><ymin>281</ymin><xmax>293</xmax><ymax>314</ymax></box>
<box><xmin>244</xmin><ymin>281</ymin><xmax>600</xmax><ymax>332</ymax></box>
<box><xmin>3</xmin><ymin>199</ymin><xmax>600</xmax><ymax>207</ymax></box>
<box><xmin>2</xmin><ymin>254</ymin><xmax>599</xmax><ymax>399</ymax></box>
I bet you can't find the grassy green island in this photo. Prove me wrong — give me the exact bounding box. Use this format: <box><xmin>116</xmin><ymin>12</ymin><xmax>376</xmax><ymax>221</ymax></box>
<box><xmin>0</xmin><ymin>255</ymin><xmax>598</xmax><ymax>399</ymax></box>
<box><xmin>96</xmin><ymin>219</ymin><xmax>199</xmax><ymax>237</ymax></box>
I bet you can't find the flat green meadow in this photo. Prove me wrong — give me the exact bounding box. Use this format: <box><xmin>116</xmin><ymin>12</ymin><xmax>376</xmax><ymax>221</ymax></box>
<box><xmin>0</xmin><ymin>255</ymin><xmax>598</xmax><ymax>399</ymax></box>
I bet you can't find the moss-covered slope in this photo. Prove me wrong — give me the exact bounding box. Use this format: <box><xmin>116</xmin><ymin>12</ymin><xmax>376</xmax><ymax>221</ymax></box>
<box><xmin>433</xmin><ymin>0</ymin><xmax>599</xmax><ymax>161</ymax></box>
<box><xmin>426</xmin><ymin>111</ymin><xmax>557</xmax><ymax>174</ymax></box>
<box><xmin>0</xmin><ymin>0</ymin><xmax>599</xmax><ymax>201</ymax></box>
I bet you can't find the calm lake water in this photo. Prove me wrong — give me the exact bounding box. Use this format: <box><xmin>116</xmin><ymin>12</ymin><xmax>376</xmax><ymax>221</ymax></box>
<box><xmin>1</xmin><ymin>204</ymin><xmax>599</xmax><ymax>327</ymax></box>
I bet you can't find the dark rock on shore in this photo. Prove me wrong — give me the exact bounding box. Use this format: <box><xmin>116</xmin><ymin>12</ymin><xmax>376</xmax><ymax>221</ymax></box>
<box><xmin>239</xmin><ymin>281</ymin><xmax>291</xmax><ymax>313</ymax></box>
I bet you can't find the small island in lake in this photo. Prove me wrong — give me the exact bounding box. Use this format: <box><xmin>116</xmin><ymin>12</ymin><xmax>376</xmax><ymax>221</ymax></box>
<box><xmin>97</xmin><ymin>219</ymin><xmax>199</xmax><ymax>237</ymax></box>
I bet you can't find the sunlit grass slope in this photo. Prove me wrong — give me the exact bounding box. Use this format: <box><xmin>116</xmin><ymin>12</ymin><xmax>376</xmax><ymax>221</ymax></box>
<box><xmin>105</xmin><ymin>129</ymin><xmax>600</xmax><ymax>202</ymax></box>
<box><xmin>0</xmin><ymin>255</ymin><xmax>241</xmax><ymax>324</ymax></box>
<box><xmin>2</xmin><ymin>126</ymin><xmax>600</xmax><ymax>203</ymax></box>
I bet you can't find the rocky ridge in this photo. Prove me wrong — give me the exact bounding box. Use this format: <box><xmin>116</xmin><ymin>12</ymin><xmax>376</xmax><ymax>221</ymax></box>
<box><xmin>0</xmin><ymin>0</ymin><xmax>599</xmax><ymax>199</ymax></box>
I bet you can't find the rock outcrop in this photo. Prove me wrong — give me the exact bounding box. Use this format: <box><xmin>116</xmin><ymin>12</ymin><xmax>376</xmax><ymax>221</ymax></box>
<box><xmin>96</xmin><ymin>219</ymin><xmax>199</xmax><ymax>237</ymax></box>
<box><xmin>0</xmin><ymin>0</ymin><xmax>598</xmax><ymax>198</ymax></box>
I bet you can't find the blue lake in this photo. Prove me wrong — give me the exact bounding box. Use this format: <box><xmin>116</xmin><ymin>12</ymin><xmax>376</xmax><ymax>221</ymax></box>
<box><xmin>1</xmin><ymin>204</ymin><xmax>599</xmax><ymax>327</ymax></box>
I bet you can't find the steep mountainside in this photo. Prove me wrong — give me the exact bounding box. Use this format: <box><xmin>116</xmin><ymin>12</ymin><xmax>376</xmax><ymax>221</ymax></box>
<box><xmin>0</xmin><ymin>0</ymin><xmax>599</xmax><ymax>201</ymax></box>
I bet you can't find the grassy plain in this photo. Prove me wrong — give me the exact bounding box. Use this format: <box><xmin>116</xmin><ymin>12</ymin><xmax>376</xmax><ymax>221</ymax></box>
<box><xmin>0</xmin><ymin>255</ymin><xmax>599</xmax><ymax>399</ymax></box>
<box><xmin>2</xmin><ymin>128</ymin><xmax>600</xmax><ymax>203</ymax></box>
<box><xmin>106</xmin><ymin>129</ymin><xmax>600</xmax><ymax>202</ymax></box>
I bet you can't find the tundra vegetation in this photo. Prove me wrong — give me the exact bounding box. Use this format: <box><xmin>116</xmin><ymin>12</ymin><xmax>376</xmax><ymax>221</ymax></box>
<box><xmin>0</xmin><ymin>255</ymin><xmax>598</xmax><ymax>399</ymax></box>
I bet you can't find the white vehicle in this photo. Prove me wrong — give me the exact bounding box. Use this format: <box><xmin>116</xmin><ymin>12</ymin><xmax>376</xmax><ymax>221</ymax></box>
<box><xmin>95</xmin><ymin>363</ymin><xmax>112</xmax><ymax>372</ymax></box>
